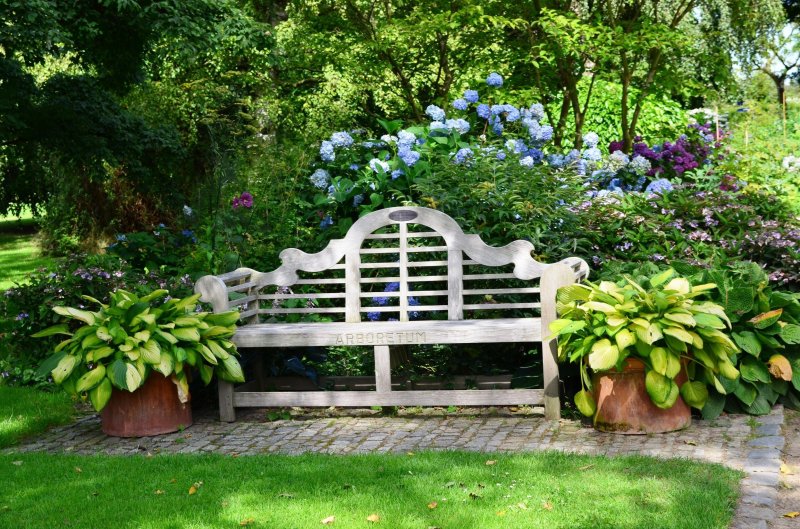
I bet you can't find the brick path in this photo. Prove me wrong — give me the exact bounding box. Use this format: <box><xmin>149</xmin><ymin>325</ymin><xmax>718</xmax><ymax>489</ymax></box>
<box><xmin>3</xmin><ymin>405</ymin><xmax>788</xmax><ymax>528</ymax></box>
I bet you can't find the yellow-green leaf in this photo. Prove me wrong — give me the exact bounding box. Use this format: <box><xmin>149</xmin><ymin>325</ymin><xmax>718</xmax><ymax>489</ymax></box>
<box><xmin>52</xmin><ymin>355</ymin><xmax>79</xmax><ymax>384</ymax></box>
<box><xmin>664</xmin><ymin>312</ymin><xmax>696</xmax><ymax>327</ymax></box>
<box><xmin>664</xmin><ymin>278</ymin><xmax>690</xmax><ymax>294</ymax></box>
<box><xmin>574</xmin><ymin>390</ymin><xmax>596</xmax><ymax>417</ymax></box>
<box><xmin>31</xmin><ymin>324</ymin><xmax>72</xmax><ymax>338</ymax></box>
<box><xmin>76</xmin><ymin>365</ymin><xmax>107</xmax><ymax>393</ymax></box>
<box><xmin>89</xmin><ymin>378</ymin><xmax>113</xmax><ymax>412</ymax></box>
<box><xmin>663</xmin><ymin>326</ymin><xmax>694</xmax><ymax>344</ymax></box>
<box><xmin>588</xmin><ymin>339</ymin><xmax>619</xmax><ymax>371</ymax></box>
<box><xmin>614</xmin><ymin>329</ymin><xmax>636</xmax><ymax>352</ymax></box>
<box><xmin>53</xmin><ymin>306</ymin><xmax>97</xmax><ymax>325</ymax></box>
<box><xmin>680</xmin><ymin>381</ymin><xmax>709</xmax><ymax>409</ymax></box>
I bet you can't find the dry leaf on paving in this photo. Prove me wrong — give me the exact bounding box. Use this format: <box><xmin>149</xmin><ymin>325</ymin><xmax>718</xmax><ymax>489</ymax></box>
<box><xmin>427</xmin><ymin>502</ymin><xmax>438</xmax><ymax>510</ymax></box>
<box><xmin>485</xmin><ymin>460</ymin><xmax>497</xmax><ymax>466</ymax></box>
<box><xmin>366</xmin><ymin>513</ymin><xmax>380</xmax><ymax>523</ymax></box>
<box><xmin>781</xmin><ymin>464</ymin><xmax>793</xmax><ymax>475</ymax></box>
<box><xmin>239</xmin><ymin>518</ymin><xmax>255</xmax><ymax>526</ymax></box>
<box><xmin>321</xmin><ymin>515</ymin><xmax>336</xmax><ymax>525</ymax></box>
<box><xmin>784</xmin><ymin>512</ymin><xmax>800</xmax><ymax>518</ymax></box>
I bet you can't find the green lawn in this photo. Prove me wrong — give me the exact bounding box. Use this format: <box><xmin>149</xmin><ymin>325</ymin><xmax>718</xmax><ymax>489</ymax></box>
<box><xmin>0</xmin><ymin>211</ymin><xmax>54</xmax><ymax>290</ymax></box>
<box><xmin>0</xmin><ymin>451</ymin><xmax>739</xmax><ymax>529</ymax></box>
<box><xmin>0</xmin><ymin>387</ymin><xmax>75</xmax><ymax>448</ymax></box>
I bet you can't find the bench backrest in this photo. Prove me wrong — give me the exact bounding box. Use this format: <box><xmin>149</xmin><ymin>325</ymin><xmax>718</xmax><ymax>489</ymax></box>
<box><xmin>196</xmin><ymin>207</ymin><xmax>588</xmax><ymax>327</ymax></box>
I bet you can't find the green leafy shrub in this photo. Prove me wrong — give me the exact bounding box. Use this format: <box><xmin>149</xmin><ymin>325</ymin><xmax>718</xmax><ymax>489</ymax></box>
<box><xmin>552</xmin><ymin>269</ymin><xmax>739</xmax><ymax>416</ymax></box>
<box><xmin>34</xmin><ymin>290</ymin><xmax>244</xmax><ymax>411</ymax></box>
<box><xmin>0</xmin><ymin>254</ymin><xmax>194</xmax><ymax>386</ymax></box>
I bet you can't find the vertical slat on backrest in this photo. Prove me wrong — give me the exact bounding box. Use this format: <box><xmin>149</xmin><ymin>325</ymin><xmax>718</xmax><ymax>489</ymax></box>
<box><xmin>447</xmin><ymin>249</ymin><xmax>463</xmax><ymax>320</ymax></box>
<box><xmin>398</xmin><ymin>222</ymin><xmax>409</xmax><ymax>322</ymax></box>
<box><xmin>345</xmin><ymin>249</ymin><xmax>362</xmax><ymax>323</ymax></box>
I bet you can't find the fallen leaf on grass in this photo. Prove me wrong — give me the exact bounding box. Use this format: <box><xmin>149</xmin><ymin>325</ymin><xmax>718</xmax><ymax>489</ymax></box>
<box><xmin>444</xmin><ymin>482</ymin><xmax>456</xmax><ymax>488</ymax></box>
<box><xmin>188</xmin><ymin>481</ymin><xmax>203</xmax><ymax>496</ymax></box>
<box><xmin>407</xmin><ymin>452</ymin><xmax>415</xmax><ymax>456</ymax></box>
<box><xmin>542</xmin><ymin>501</ymin><xmax>553</xmax><ymax>511</ymax></box>
<box><xmin>239</xmin><ymin>518</ymin><xmax>255</xmax><ymax>526</ymax></box>
<box><xmin>11</xmin><ymin>461</ymin><xmax>22</xmax><ymax>466</ymax></box>
<box><xmin>277</xmin><ymin>492</ymin><xmax>295</xmax><ymax>498</ymax></box>
<box><xmin>169</xmin><ymin>478</ymin><xmax>176</xmax><ymax>483</ymax></box>
<box><xmin>427</xmin><ymin>502</ymin><xmax>438</xmax><ymax>510</ymax></box>
<box><xmin>517</xmin><ymin>503</ymin><xmax>528</xmax><ymax>510</ymax></box>
<box><xmin>578</xmin><ymin>464</ymin><xmax>594</xmax><ymax>471</ymax></box>
<box><xmin>154</xmin><ymin>490</ymin><xmax>164</xmax><ymax>495</ymax></box>
<box><xmin>485</xmin><ymin>460</ymin><xmax>496</xmax><ymax>466</ymax></box>
<box><xmin>781</xmin><ymin>464</ymin><xmax>793</xmax><ymax>475</ymax></box>
<box><xmin>366</xmin><ymin>513</ymin><xmax>380</xmax><ymax>523</ymax></box>
<box><xmin>321</xmin><ymin>515</ymin><xmax>335</xmax><ymax>525</ymax></box>
<box><xmin>784</xmin><ymin>512</ymin><xmax>800</xmax><ymax>518</ymax></box>
<box><xmin>74</xmin><ymin>467</ymin><xmax>82</xmax><ymax>473</ymax></box>
<box><xmin>496</xmin><ymin>510</ymin><xmax>506</xmax><ymax>517</ymax></box>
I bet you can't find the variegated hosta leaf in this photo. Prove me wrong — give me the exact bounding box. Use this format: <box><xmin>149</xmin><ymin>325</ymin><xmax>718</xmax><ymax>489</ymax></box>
<box><xmin>663</xmin><ymin>326</ymin><xmax>694</xmax><ymax>344</ymax></box>
<box><xmin>53</xmin><ymin>306</ymin><xmax>97</xmax><ymax>325</ymax></box>
<box><xmin>680</xmin><ymin>381</ymin><xmax>709</xmax><ymax>409</ymax></box>
<box><xmin>645</xmin><ymin>371</ymin><xmax>679</xmax><ymax>409</ymax></box>
<box><xmin>197</xmin><ymin>344</ymin><xmax>219</xmax><ymax>365</ymax></box>
<box><xmin>664</xmin><ymin>312</ymin><xmax>695</xmax><ymax>327</ymax></box>
<box><xmin>614</xmin><ymin>328</ymin><xmax>636</xmax><ymax>352</ymax></box>
<box><xmin>664</xmin><ymin>278</ymin><xmax>690</xmax><ymax>295</ymax></box>
<box><xmin>89</xmin><ymin>378</ymin><xmax>113</xmax><ymax>412</ymax></box>
<box><xmin>76</xmin><ymin>365</ymin><xmax>107</xmax><ymax>393</ymax></box>
<box><xmin>51</xmin><ymin>355</ymin><xmax>79</xmax><ymax>384</ymax></box>
<box><xmin>31</xmin><ymin>324</ymin><xmax>73</xmax><ymax>338</ymax></box>
<box><xmin>588</xmin><ymin>339</ymin><xmax>619</xmax><ymax>371</ymax></box>
<box><xmin>172</xmin><ymin>373</ymin><xmax>191</xmax><ymax>403</ymax></box>
<box><xmin>140</xmin><ymin>340</ymin><xmax>161</xmax><ymax>364</ymax></box>
<box><xmin>207</xmin><ymin>340</ymin><xmax>231</xmax><ymax>360</ymax></box>
<box><xmin>153</xmin><ymin>351</ymin><xmax>175</xmax><ymax>377</ymax></box>
<box><xmin>767</xmin><ymin>354</ymin><xmax>793</xmax><ymax>381</ymax></box>
<box><xmin>203</xmin><ymin>311</ymin><xmax>241</xmax><ymax>327</ymax></box>
<box><xmin>574</xmin><ymin>390</ymin><xmax>596</xmax><ymax>417</ymax></box>
<box><xmin>172</xmin><ymin>327</ymin><xmax>201</xmax><ymax>342</ymax></box>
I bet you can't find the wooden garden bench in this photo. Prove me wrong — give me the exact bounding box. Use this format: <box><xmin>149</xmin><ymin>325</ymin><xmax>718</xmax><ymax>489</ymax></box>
<box><xmin>195</xmin><ymin>206</ymin><xmax>589</xmax><ymax>422</ymax></box>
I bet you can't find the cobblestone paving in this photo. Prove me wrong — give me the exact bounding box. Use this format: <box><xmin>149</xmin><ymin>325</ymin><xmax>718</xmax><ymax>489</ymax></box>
<box><xmin>3</xmin><ymin>406</ymin><xmax>786</xmax><ymax>528</ymax></box>
<box><xmin>770</xmin><ymin>408</ymin><xmax>800</xmax><ymax>529</ymax></box>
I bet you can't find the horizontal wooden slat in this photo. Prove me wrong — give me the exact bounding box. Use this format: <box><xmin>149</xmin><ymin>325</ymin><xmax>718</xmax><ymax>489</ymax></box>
<box><xmin>229</xmin><ymin>295</ymin><xmax>258</xmax><ymax>307</ymax></box>
<box><xmin>259</xmin><ymin>307</ymin><xmax>346</xmax><ymax>315</ymax></box>
<box><xmin>464</xmin><ymin>273</ymin><xmax>519</xmax><ymax>280</ymax></box>
<box><xmin>359</xmin><ymin>246</ymin><xmax>449</xmax><ymax>255</ymax></box>
<box><xmin>330</xmin><ymin>262</ymin><xmax>400</xmax><ymax>270</ymax></box>
<box><xmin>227</xmin><ymin>281</ymin><xmax>258</xmax><ymax>293</ymax></box>
<box><xmin>232</xmin><ymin>389</ymin><xmax>543</xmax><ymax>407</ymax></box>
<box><xmin>262</xmin><ymin>375</ymin><xmax>515</xmax><ymax>391</ymax></box>
<box><xmin>463</xmin><ymin>303</ymin><xmax>541</xmax><ymax>311</ymax></box>
<box><xmin>360</xmin><ymin>290</ymin><xmax>448</xmax><ymax>298</ymax></box>
<box><xmin>232</xmin><ymin>318</ymin><xmax>541</xmax><ymax>347</ymax></box>
<box><xmin>260</xmin><ymin>292</ymin><xmax>346</xmax><ymax>300</ymax></box>
<box><xmin>357</xmin><ymin>305</ymin><xmax>449</xmax><ymax>313</ymax></box>
<box><xmin>364</xmin><ymin>231</ymin><xmax>442</xmax><ymax>240</ymax></box>
<box><xmin>294</xmin><ymin>278</ymin><xmax>346</xmax><ymax>285</ymax></box>
<box><xmin>464</xmin><ymin>288</ymin><xmax>540</xmax><ymax>295</ymax></box>
<box><xmin>362</xmin><ymin>276</ymin><xmax>447</xmax><ymax>284</ymax></box>
<box><xmin>239</xmin><ymin>309</ymin><xmax>259</xmax><ymax>319</ymax></box>
<box><xmin>218</xmin><ymin>270</ymin><xmax>252</xmax><ymax>283</ymax></box>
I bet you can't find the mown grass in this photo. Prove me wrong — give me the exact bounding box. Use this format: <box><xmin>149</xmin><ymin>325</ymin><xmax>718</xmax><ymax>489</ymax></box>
<box><xmin>0</xmin><ymin>211</ymin><xmax>54</xmax><ymax>290</ymax></box>
<box><xmin>0</xmin><ymin>386</ymin><xmax>75</xmax><ymax>448</ymax></box>
<box><xmin>0</xmin><ymin>450</ymin><xmax>740</xmax><ymax>529</ymax></box>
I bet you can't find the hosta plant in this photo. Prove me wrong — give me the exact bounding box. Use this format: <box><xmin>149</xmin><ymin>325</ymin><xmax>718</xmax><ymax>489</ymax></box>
<box><xmin>33</xmin><ymin>289</ymin><xmax>244</xmax><ymax>411</ymax></box>
<box><xmin>550</xmin><ymin>269</ymin><xmax>740</xmax><ymax>417</ymax></box>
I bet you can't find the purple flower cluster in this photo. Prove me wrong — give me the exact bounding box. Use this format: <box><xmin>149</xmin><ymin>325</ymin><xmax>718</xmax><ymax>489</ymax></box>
<box><xmin>232</xmin><ymin>191</ymin><xmax>254</xmax><ymax>209</ymax></box>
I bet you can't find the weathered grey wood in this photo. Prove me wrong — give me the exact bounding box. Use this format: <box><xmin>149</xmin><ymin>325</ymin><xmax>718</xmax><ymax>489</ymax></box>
<box><xmin>448</xmin><ymin>249</ymin><xmax>463</xmax><ymax>320</ymax></box>
<box><xmin>218</xmin><ymin>380</ymin><xmax>235</xmax><ymax>422</ymax></box>
<box><xmin>233</xmin><ymin>389</ymin><xmax>544</xmax><ymax>407</ymax></box>
<box><xmin>192</xmin><ymin>206</ymin><xmax>590</xmax><ymax>422</ymax></box>
<box><xmin>540</xmin><ymin>262</ymin><xmax>579</xmax><ymax>421</ymax></box>
<box><xmin>258</xmin><ymin>375</ymin><xmax>514</xmax><ymax>391</ymax></box>
<box><xmin>374</xmin><ymin>346</ymin><xmax>391</xmax><ymax>393</ymax></box>
<box><xmin>232</xmin><ymin>319</ymin><xmax>542</xmax><ymax>347</ymax></box>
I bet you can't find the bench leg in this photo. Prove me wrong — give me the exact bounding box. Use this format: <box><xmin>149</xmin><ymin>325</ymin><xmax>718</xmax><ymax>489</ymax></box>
<box><xmin>218</xmin><ymin>380</ymin><xmax>236</xmax><ymax>422</ymax></box>
<box><xmin>374</xmin><ymin>345</ymin><xmax>391</xmax><ymax>394</ymax></box>
<box><xmin>541</xmin><ymin>263</ymin><xmax>576</xmax><ymax>421</ymax></box>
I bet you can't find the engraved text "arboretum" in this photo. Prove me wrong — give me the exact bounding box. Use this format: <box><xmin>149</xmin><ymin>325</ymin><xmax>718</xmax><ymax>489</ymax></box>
<box><xmin>334</xmin><ymin>332</ymin><xmax>426</xmax><ymax>345</ymax></box>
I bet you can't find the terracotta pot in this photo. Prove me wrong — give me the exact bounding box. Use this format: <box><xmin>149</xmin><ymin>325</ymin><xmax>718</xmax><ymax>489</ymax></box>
<box><xmin>592</xmin><ymin>357</ymin><xmax>691</xmax><ymax>434</ymax></box>
<box><xmin>101</xmin><ymin>372</ymin><xmax>192</xmax><ymax>437</ymax></box>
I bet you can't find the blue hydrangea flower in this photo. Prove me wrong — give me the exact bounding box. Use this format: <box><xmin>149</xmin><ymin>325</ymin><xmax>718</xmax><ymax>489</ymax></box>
<box><xmin>452</xmin><ymin>98</ymin><xmax>468</xmax><ymax>111</ymax></box>
<box><xmin>527</xmin><ymin>148</ymin><xmax>543</xmax><ymax>164</ymax></box>
<box><xmin>537</xmin><ymin>125</ymin><xmax>553</xmax><ymax>142</ymax></box>
<box><xmin>425</xmin><ymin>104</ymin><xmax>446</xmax><ymax>122</ymax></box>
<box><xmin>445</xmin><ymin>118</ymin><xmax>470</xmax><ymax>134</ymax></box>
<box><xmin>320</xmin><ymin>215</ymin><xmax>334</xmax><ymax>229</ymax></box>
<box><xmin>397</xmin><ymin>130</ymin><xmax>416</xmax><ymax>148</ymax></box>
<box><xmin>330</xmin><ymin>131</ymin><xmax>354</xmax><ymax>147</ymax></box>
<box><xmin>368</xmin><ymin>158</ymin><xmax>390</xmax><ymax>173</ymax></box>
<box><xmin>548</xmin><ymin>154</ymin><xmax>565</xmax><ymax>168</ymax></box>
<box><xmin>366</xmin><ymin>311</ymin><xmax>381</xmax><ymax>321</ymax></box>
<box><xmin>629</xmin><ymin>155</ymin><xmax>651</xmax><ymax>176</ymax></box>
<box><xmin>429</xmin><ymin>121</ymin><xmax>447</xmax><ymax>131</ymax></box>
<box><xmin>476</xmin><ymin>104</ymin><xmax>491</xmax><ymax>119</ymax></box>
<box><xmin>492</xmin><ymin>120</ymin><xmax>504</xmax><ymax>136</ymax></box>
<box><xmin>645</xmin><ymin>178</ymin><xmax>674</xmax><ymax>194</ymax></box>
<box><xmin>399</xmin><ymin>148</ymin><xmax>420</xmax><ymax>166</ymax></box>
<box><xmin>486</xmin><ymin>72</ymin><xmax>503</xmax><ymax>87</ymax></box>
<box><xmin>454</xmin><ymin>147</ymin><xmax>474</xmax><ymax>165</ymax></box>
<box><xmin>320</xmin><ymin>141</ymin><xmax>335</xmax><ymax>162</ymax></box>
<box><xmin>504</xmin><ymin>105</ymin><xmax>520</xmax><ymax>122</ymax></box>
<box><xmin>310</xmin><ymin>168</ymin><xmax>330</xmax><ymax>188</ymax></box>
<box><xmin>391</xmin><ymin>169</ymin><xmax>405</xmax><ymax>180</ymax></box>
<box><xmin>464</xmin><ymin>89</ymin><xmax>479</xmax><ymax>103</ymax></box>
<box><xmin>496</xmin><ymin>151</ymin><xmax>507</xmax><ymax>161</ymax></box>
<box><xmin>490</xmin><ymin>104</ymin><xmax>505</xmax><ymax>116</ymax></box>
<box><xmin>353</xmin><ymin>194</ymin><xmax>365</xmax><ymax>207</ymax></box>
<box><xmin>582</xmin><ymin>146</ymin><xmax>602</xmax><ymax>162</ymax></box>
<box><xmin>529</xmin><ymin>103</ymin><xmax>545</xmax><ymax>121</ymax></box>
<box><xmin>349</xmin><ymin>163</ymin><xmax>360</xmax><ymax>171</ymax></box>
<box><xmin>519</xmin><ymin>156</ymin><xmax>534</xmax><ymax>168</ymax></box>
<box><xmin>583</xmin><ymin>132</ymin><xmax>600</xmax><ymax>149</ymax></box>
<box><xmin>606</xmin><ymin>150</ymin><xmax>630</xmax><ymax>172</ymax></box>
